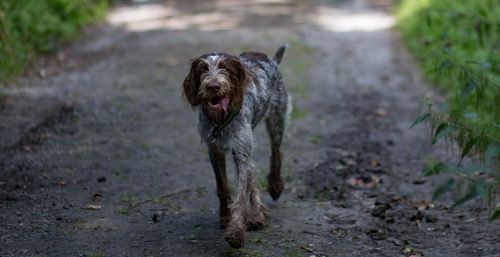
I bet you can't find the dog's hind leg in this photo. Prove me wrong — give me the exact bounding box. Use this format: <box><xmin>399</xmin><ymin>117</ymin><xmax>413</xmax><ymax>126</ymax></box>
<box><xmin>265</xmin><ymin>94</ymin><xmax>288</xmax><ymax>200</ymax></box>
<box><xmin>208</xmin><ymin>145</ymin><xmax>231</xmax><ymax>228</ymax></box>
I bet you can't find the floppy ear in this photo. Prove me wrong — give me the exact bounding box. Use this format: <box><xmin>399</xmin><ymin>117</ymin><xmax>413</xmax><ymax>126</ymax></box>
<box><xmin>222</xmin><ymin>56</ymin><xmax>246</xmax><ymax>109</ymax></box>
<box><xmin>224</xmin><ymin>56</ymin><xmax>246</xmax><ymax>87</ymax></box>
<box><xmin>182</xmin><ymin>59</ymin><xmax>201</xmax><ymax>106</ymax></box>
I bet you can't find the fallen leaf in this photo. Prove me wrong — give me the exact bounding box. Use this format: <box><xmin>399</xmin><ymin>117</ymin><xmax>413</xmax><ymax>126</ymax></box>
<box><xmin>348</xmin><ymin>174</ymin><xmax>380</xmax><ymax>188</ymax></box>
<box><xmin>299</xmin><ymin>246</ymin><xmax>314</xmax><ymax>252</ymax></box>
<box><xmin>376</xmin><ymin>108</ymin><xmax>387</xmax><ymax>116</ymax></box>
<box><xmin>81</xmin><ymin>204</ymin><xmax>101</xmax><ymax>210</ymax></box>
<box><xmin>413</xmin><ymin>200</ymin><xmax>434</xmax><ymax>211</ymax></box>
<box><xmin>403</xmin><ymin>247</ymin><xmax>413</xmax><ymax>254</ymax></box>
<box><xmin>92</xmin><ymin>193</ymin><xmax>102</xmax><ymax>202</ymax></box>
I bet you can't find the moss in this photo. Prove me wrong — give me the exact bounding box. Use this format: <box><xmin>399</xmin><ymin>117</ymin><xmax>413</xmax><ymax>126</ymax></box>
<box><xmin>0</xmin><ymin>0</ymin><xmax>109</xmax><ymax>81</ymax></box>
<box><xmin>115</xmin><ymin>207</ymin><xmax>130</xmax><ymax>215</ymax></box>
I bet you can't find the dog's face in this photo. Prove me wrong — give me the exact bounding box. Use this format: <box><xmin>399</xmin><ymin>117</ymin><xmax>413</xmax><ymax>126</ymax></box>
<box><xmin>183</xmin><ymin>53</ymin><xmax>246</xmax><ymax>122</ymax></box>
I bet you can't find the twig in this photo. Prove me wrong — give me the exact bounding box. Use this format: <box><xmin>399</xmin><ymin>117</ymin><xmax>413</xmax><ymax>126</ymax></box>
<box><xmin>129</xmin><ymin>187</ymin><xmax>204</xmax><ymax>207</ymax></box>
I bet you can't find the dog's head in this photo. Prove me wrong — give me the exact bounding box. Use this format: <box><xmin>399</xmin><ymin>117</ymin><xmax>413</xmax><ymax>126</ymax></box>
<box><xmin>182</xmin><ymin>53</ymin><xmax>246</xmax><ymax>122</ymax></box>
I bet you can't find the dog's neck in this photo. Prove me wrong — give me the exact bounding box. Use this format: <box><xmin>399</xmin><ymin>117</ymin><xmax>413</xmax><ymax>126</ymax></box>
<box><xmin>205</xmin><ymin>109</ymin><xmax>240</xmax><ymax>143</ymax></box>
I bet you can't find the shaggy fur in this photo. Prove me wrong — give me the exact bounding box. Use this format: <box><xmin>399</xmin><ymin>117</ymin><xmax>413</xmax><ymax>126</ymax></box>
<box><xmin>182</xmin><ymin>45</ymin><xmax>290</xmax><ymax>248</ymax></box>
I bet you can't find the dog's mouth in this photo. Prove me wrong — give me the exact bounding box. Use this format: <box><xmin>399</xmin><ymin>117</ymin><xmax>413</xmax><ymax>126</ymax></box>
<box><xmin>207</xmin><ymin>96</ymin><xmax>229</xmax><ymax>112</ymax></box>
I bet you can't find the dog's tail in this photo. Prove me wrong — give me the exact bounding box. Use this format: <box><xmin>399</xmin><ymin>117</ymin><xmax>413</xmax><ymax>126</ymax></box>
<box><xmin>273</xmin><ymin>43</ymin><xmax>288</xmax><ymax>65</ymax></box>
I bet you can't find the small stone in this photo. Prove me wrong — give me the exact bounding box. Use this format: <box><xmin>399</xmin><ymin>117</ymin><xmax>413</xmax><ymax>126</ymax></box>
<box><xmin>425</xmin><ymin>214</ymin><xmax>438</xmax><ymax>223</ymax></box>
<box><xmin>410</xmin><ymin>211</ymin><xmax>424</xmax><ymax>222</ymax></box>
<box><xmin>388</xmin><ymin>237</ymin><xmax>403</xmax><ymax>246</ymax></box>
<box><xmin>413</xmin><ymin>179</ymin><xmax>426</xmax><ymax>185</ymax></box>
<box><xmin>92</xmin><ymin>193</ymin><xmax>102</xmax><ymax>202</ymax></box>
<box><xmin>366</xmin><ymin>228</ymin><xmax>386</xmax><ymax>240</ymax></box>
<box><xmin>371</xmin><ymin>205</ymin><xmax>388</xmax><ymax>217</ymax></box>
<box><xmin>403</xmin><ymin>247</ymin><xmax>413</xmax><ymax>254</ymax></box>
<box><xmin>97</xmin><ymin>176</ymin><xmax>107</xmax><ymax>183</ymax></box>
<box><xmin>152</xmin><ymin>212</ymin><xmax>161</xmax><ymax>223</ymax></box>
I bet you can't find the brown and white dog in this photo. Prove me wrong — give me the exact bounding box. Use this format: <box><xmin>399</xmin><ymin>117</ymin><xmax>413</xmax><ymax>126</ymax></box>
<box><xmin>182</xmin><ymin>45</ymin><xmax>290</xmax><ymax>248</ymax></box>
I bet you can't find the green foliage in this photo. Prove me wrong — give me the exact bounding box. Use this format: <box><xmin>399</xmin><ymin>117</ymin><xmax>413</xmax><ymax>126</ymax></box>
<box><xmin>397</xmin><ymin>0</ymin><xmax>500</xmax><ymax>140</ymax></box>
<box><xmin>423</xmin><ymin>159</ymin><xmax>448</xmax><ymax>176</ymax></box>
<box><xmin>490</xmin><ymin>205</ymin><xmax>500</xmax><ymax>220</ymax></box>
<box><xmin>432</xmin><ymin>178</ymin><xmax>454</xmax><ymax>201</ymax></box>
<box><xmin>0</xmin><ymin>0</ymin><xmax>108</xmax><ymax>80</ymax></box>
<box><xmin>397</xmin><ymin>0</ymin><xmax>500</xmax><ymax>219</ymax></box>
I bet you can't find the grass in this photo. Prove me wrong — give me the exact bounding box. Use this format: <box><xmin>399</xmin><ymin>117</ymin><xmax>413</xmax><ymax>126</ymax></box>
<box><xmin>307</xmin><ymin>134</ymin><xmax>322</xmax><ymax>144</ymax></box>
<box><xmin>225</xmin><ymin>248</ymin><xmax>264</xmax><ymax>257</ymax></box>
<box><xmin>282</xmin><ymin>247</ymin><xmax>303</xmax><ymax>257</ymax></box>
<box><xmin>396</xmin><ymin>0</ymin><xmax>500</xmax><ymax>140</ymax></box>
<box><xmin>291</xmin><ymin>105</ymin><xmax>308</xmax><ymax>120</ymax></box>
<box><xmin>87</xmin><ymin>252</ymin><xmax>104</xmax><ymax>257</ymax></box>
<box><xmin>0</xmin><ymin>0</ymin><xmax>108</xmax><ymax>81</ymax></box>
<box><xmin>119</xmin><ymin>194</ymin><xmax>139</xmax><ymax>205</ymax></box>
<box><xmin>282</xmin><ymin>38</ymin><xmax>315</xmax><ymax>100</ymax></box>
<box><xmin>115</xmin><ymin>207</ymin><xmax>130</xmax><ymax>215</ymax></box>
<box><xmin>396</xmin><ymin>0</ymin><xmax>500</xmax><ymax>219</ymax></box>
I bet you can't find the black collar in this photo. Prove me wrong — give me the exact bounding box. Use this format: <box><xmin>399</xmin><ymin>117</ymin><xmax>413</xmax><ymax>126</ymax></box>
<box><xmin>207</xmin><ymin>109</ymin><xmax>240</xmax><ymax>143</ymax></box>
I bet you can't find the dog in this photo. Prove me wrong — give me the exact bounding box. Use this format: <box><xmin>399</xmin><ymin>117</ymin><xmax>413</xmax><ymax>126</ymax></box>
<box><xmin>182</xmin><ymin>44</ymin><xmax>290</xmax><ymax>248</ymax></box>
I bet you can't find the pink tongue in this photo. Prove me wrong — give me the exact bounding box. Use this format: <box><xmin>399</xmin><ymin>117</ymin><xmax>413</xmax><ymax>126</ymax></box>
<box><xmin>221</xmin><ymin>97</ymin><xmax>229</xmax><ymax>112</ymax></box>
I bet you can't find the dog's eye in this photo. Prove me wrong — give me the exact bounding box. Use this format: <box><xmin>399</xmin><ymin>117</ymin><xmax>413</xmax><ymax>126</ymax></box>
<box><xmin>197</xmin><ymin>62</ymin><xmax>209</xmax><ymax>72</ymax></box>
<box><xmin>218</xmin><ymin>62</ymin><xmax>227</xmax><ymax>70</ymax></box>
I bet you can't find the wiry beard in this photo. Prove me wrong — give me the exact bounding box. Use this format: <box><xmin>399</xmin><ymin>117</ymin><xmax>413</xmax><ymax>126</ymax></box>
<box><xmin>204</xmin><ymin>107</ymin><xmax>227</xmax><ymax>124</ymax></box>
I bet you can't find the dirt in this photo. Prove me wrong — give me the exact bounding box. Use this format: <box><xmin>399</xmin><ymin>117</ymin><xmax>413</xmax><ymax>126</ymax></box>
<box><xmin>1</xmin><ymin>0</ymin><xmax>499</xmax><ymax>256</ymax></box>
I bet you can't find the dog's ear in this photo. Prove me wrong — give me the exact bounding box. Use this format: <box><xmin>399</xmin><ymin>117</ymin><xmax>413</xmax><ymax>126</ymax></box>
<box><xmin>223</xmin><ymin>56</ymin><xmax>246</xmax><ymax>87</ymax></box>
<box><xmin>221</xmin><ymin>56</ymin><xmax>246</xmax><ymax>110</ymax></box>
<box><xmin>182</xmin><ymin>58</ymin><xmax>201</xmax><ymax>107</ymax></box>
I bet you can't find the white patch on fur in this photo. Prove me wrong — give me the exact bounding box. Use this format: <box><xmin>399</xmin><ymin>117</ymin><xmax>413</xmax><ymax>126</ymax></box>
<box><xmin>201</xmin><ymin>55</ymin><xmax>227</xmax><ymax>79</ymax></box>
<box><xmin>206</xmin><ymin>54</ymin><xmax>219</xmax><ymax>63</ymax></box>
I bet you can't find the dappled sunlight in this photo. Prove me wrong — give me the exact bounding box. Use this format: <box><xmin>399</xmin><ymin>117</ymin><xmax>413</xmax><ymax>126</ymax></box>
<box><xmin>107</xmin><ymin>4</ymin><xmax>175</xmax><ymax>24</ymax></box>
<box><xmin>108</xmin><ymin>0</ymin><xmax>394</xmax><ymax>33</ymax></box>
<box><xmin>108</xmin><ymin>4</ymin><xmax>242</xmax><ymax>31</ymax></box>
<box><xmin>314</xmin><ymin>7</ymin><xmax>395</xmax><ymax>32</ymax></box>
<box><xmin>107</xmin><ymin>0</ymin><xmax>301</xmax><ymax>32</ymax></box>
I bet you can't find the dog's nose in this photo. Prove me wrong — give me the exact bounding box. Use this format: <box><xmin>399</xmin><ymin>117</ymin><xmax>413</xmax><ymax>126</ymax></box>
<box><xmin>206</xmin><ymin>82</ymin><xmax>220</xmax><ymax>93</ymax></box>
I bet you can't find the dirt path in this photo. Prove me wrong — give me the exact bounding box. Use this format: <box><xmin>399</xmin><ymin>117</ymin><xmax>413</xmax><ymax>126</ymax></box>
<box><xmin>1</xmin><ymin>0</ymin><xmax>499</xmax><ymax>256</ymax></box>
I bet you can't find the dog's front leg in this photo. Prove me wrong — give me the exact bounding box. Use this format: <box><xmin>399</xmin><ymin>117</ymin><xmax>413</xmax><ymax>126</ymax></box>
<box><xmin>224</xmin><ymin>134</ymin><xmax>253</xmax><ymax>248</ymax></box>
<box><xmin>208</xmin><ymin>145</ymin><xmax>231</xmax><ymax>228</ymax></box>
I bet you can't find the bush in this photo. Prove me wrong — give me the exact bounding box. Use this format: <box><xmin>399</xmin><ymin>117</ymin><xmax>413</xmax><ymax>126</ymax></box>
<box><xmin>0</xmin><ymin>0</ymin><xmax>108</xmax><ymax>80</ymax></box>
<box><xmin>397</xmin><ymin>0</ymin><xmax>500</xmax><ymax>219</ymax></box>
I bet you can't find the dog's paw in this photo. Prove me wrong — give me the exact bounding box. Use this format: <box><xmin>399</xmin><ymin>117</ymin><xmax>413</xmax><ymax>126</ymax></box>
<box><xmin>267</xmin><ymin>175</ymin><xmax>284</xmax><ymax>200</ymax></box>
<box><xmin>224</xmin><ymin>226</ymin><xmax>245</xmax><ymax>248</ymax></box>
<box><xmin>246</xmin><ymin>215</ymin><xmax>266</xmax><ymax>231</ymax></box>
<box><xmin>246</xmin><ymin>205</ymin><xmax>268</xmax><ymax>230</ymax></box>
